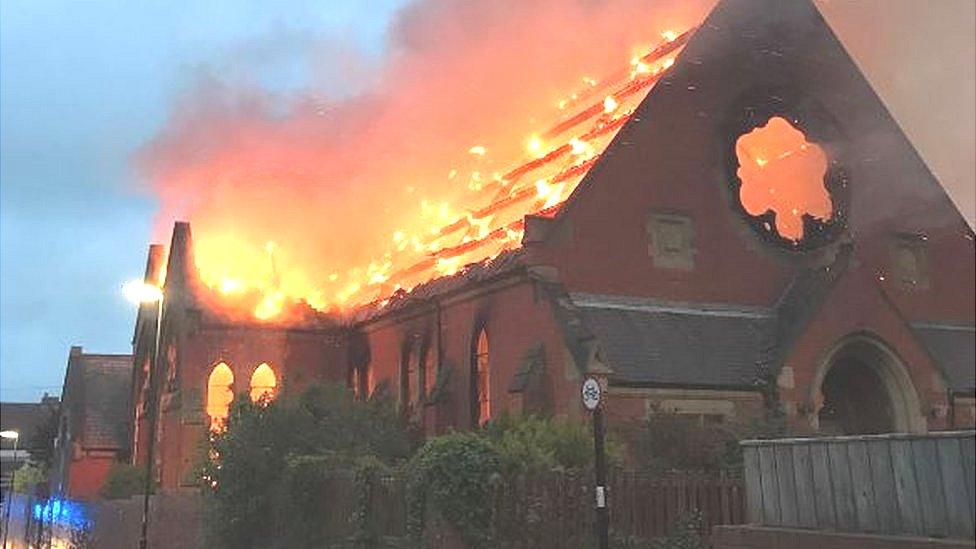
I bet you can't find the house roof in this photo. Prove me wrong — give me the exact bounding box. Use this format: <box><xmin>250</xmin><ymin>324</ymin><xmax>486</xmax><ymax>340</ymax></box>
<box><xmin>63</xmin><ymin>349</ymin><xmax>132</xmax><ymax>451</ymax></box>
<box><xmin>0</xmin><ymin>399</ymin><xmax>58</xmax><ymax>450</ymax></box>
<box><xmin>911</xmin><ymin>324</ymin><xmax>976</xmax><ymax>392</ymax></box>
<box><xmin>569</xmin><ymin>293</ymin><xmax>776</xmax><ymax>388</ymax></box>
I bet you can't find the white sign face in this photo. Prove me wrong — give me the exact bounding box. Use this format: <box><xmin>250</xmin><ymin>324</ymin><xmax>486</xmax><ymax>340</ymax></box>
<box><xmin>581</xmin><ymin>377</ymin><xmax>601</xmax><ymax>411</ymax></box>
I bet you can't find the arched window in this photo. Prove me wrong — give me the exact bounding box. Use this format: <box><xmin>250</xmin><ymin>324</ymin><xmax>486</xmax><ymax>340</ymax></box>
<box><xmin>206</xmin><ymin>362</ymin><xmax>234</xmax><ymax>431</ymax></box>
<box><xmin>418</xmin><ymin>342</ymin><xmax>432</xmax><ymax>405</ymax></box>
<box><xmin>472</xmin><ymin>329</ymin><xmax>490</xmax><ymax>425</ymax></box>
<box><xmin>399</xmin><ymin>341</ymin><xmax>413</xmax><ymax>413</ymax></box>
<box><xmin>249</xmin><ymin>363</ymin><xmax>277</xmax><ymax>403</ymax></box>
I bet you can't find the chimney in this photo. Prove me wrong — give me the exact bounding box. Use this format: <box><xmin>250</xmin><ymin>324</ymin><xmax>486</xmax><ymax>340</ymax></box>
<box><xmin>144</xmin><ymin>244</ymin><xmax>166</xmax><ymax>287</ymax></box>
<box><xmin>163</xmin><ymin>221</ymin><xmax>200</xmax><ymax>297</ymax></box>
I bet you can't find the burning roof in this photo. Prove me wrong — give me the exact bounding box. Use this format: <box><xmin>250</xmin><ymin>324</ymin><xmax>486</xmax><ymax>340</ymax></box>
<box><xmin>175</xmin><ymin>27</ymin><xmax>696</xmax><ymax>322</ymax></box>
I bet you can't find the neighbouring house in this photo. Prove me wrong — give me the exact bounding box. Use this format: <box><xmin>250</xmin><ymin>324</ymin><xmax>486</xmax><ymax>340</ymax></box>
<box><xmin>0</xmin><ymin>395</ymin><xmax>59</xmax><ymax>496</ymax></box>
<box><xmin>130</xmin><ymin>0</ymin><xmax>974</xmax><ymax>492</ymax></box>
<box><xmin>51</xmin><ymin>347</ymin><xmax>132</xmax><ymax>500</ymax></box>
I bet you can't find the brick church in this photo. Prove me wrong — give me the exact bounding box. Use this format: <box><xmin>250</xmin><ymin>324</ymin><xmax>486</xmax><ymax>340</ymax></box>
<box><xmin>129</xmin><ymin>0</ymin><xmax>974</xmax><ymax>491</ymax></box>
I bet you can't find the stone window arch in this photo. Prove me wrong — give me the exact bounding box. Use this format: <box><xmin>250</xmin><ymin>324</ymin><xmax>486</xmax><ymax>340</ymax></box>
<box><xmin>810</xmin><ymin>334</ymin><xmax>925</xmax><ymax>434</ymax></box>
<box><xmin>206</xmin><ymin>362</ymin><xmax>234</xmax><ymax>431</ymax></box>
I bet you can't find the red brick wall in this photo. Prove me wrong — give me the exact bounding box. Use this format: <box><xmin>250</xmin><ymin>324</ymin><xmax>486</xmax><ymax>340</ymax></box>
<box><xmin>154</xmin><ymin>323</ymin><xmax>345</xmax><ymax>490</ymax></box>
<box><xmin>713</xmin><ymin>525</ymin><xmax>973</xmax><ymax>549</ymax></box>
<box><xmin>66</xmin><ymin>454</ymin><xmax>116</xmax><ymax>500</ymax></box>
<box><xmin>778</xmin><ymin>265</ymin><xmax>950</xmax><ymax>433</ymax></box>
<box><xmin>361</xmin><ymin>276</ymin><xmax>584</xmax><ymax>433</ymax></box>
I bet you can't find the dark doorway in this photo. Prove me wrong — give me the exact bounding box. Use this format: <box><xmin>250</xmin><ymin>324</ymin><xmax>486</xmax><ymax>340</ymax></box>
<box><xmin>818</xmin><ymin>356</ymin><xmax>895</xmax><ymax>435</ymax></box>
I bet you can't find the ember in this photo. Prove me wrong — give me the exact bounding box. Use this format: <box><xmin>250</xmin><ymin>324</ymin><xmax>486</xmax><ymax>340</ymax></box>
<box><xmin>141</xmin><ymin>4</ymin><xmax>709</xmax><ymax>321</ymax></box>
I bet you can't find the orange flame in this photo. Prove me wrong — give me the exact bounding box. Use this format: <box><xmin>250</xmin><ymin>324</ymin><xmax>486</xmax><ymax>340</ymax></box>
<box><xmin>151</xmin><ymin>20</ymin><xmax>701</xmax><ymax>321</ymax></box>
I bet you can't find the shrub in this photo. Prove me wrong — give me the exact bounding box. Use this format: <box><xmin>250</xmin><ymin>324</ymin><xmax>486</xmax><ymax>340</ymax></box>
<box><xmin>406</xmin><ymin>432</ymin><xmax>501</xmax><ymax>548</ymax></box>
<box><xmin>487</xmin><ymin>413</ymin><xmax>621</xmax><ymax>474</ymax></box>
<box><xmin>203</xmin><ymin>382</ymin><xmax>411</xmax><ymax>549</ymax></box>
<box><xmin>100</xmin><ymin>463</ymin><xmax>148</xmax><ymax>500</ymax></box>
<box><xmin>633</xmin><ymin>413</ymin><xmax>787</xmax><ymax>473</ymax></box>
<box><xmin>12</xmin><ymin>462</ymin><xmax>47</xmax><ymax>494</ymax></box>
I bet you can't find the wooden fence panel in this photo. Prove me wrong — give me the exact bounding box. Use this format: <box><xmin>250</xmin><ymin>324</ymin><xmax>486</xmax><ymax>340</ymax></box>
<box><xmin>791</xmin><ymin>443</ymin><xmax>817</xmax><ymax>528</ymax></box>
<box><xmin>741</xmin><ymin>431</ymin><xmax>976</xmax><ymax>540</ymax></box>
<box><xmin>913</xmin><ymin>438</ymin><xmax>949</xmax><ymax>537</ymax></box>
<box><xmin>809</xmin><ymin>442</ymin><xmax>835</xmax><ymax>528</ymax></box>
<box><xmin>866</xmin><ymin>439</ymin><xmax>899</xmax><ymax>534</ymax></box>
<box><xmin>936</xmin><ymin>438</ymin><xmax>974</xmax><ymax>539</ymax></box>
<box><xmin>847</xmin><ymin>439</ymin><xmax>878</xmax><ymax>532</ymax></box>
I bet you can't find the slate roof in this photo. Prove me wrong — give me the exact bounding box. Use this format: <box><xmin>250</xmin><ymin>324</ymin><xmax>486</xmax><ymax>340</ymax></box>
<box><xmin>352</xmin><ymin>249</ymin><xmax>525</xmax><ymax>323</ymax></box>
<box><xmin>63</xmin><ymin>350</ymin><xmax>133</xmax><ymax>451</ymax></box>
<box><xmin>569</xmin><ymin>294</ymin><xmax>776</xmax><ymax>388</ymax></box>
<box><xmin>911</xmin><ymin>324</ymin><xmax>976</xmax><ymax>392</ymax></box>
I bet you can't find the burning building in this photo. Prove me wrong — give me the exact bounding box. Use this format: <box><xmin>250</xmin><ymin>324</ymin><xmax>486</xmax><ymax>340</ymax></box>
<box><xmin>131</xmin><ymin>0</ymin><xmax>975</xmax><ymax>491</ymax></box>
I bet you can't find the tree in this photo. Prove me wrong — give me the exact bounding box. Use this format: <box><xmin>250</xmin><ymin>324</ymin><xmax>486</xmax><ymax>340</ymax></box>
<box><xmin>27</xmin><ymin>401</ymin><xmax>60</xmax><ymax>470</ymax></box>
<box><xmin>203</xmin><ymin>383</ymin><xmax>411</xmax><ymax>549</ymax></box>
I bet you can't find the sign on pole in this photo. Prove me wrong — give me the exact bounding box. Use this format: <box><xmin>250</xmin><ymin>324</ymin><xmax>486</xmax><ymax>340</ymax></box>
<box><xmin>582</xmin><ymin>374</ymin><xmax>609</xmax><ymax>549</ymax></box>
<box><xmin>581</xmin><ymin>376</ymin><xmax>602</xmax><ymax>411</ymax></box>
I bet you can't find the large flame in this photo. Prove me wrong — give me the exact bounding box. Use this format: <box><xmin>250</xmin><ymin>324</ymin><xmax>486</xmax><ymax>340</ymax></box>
<box><xmin>140</xmin><ymin>1</ymin><xmax>711</xmax><ymax>321</ymax></box>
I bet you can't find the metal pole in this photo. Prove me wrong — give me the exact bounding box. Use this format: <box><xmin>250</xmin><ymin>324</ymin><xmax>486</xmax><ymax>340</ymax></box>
<box><xmin>593</xmin><ymin>406</ymin><xmax>608</xmax><ymax>549</ymax></box>
<box><xmin>1</xmin><ymin>436</ymin><xmax>18</xmax><ymax>549</ymax></box>
<box><xmin>139</xmin><ymin>297</ymin><xmax>163</xmax><ymax>549</ymax></box>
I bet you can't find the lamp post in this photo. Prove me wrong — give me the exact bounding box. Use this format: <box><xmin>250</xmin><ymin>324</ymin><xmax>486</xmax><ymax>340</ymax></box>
<box><xmin>124</xmin><ymin>281</ymin><xmax>163</xmax><ymax>549</ymax></box>
<box><xmin>1</xmin><ymin>430</ymin><xmax>20</xmax><ymax>549</ymax></box>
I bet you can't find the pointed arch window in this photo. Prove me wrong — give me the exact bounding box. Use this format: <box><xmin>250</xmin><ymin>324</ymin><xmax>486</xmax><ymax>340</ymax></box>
<box><xmin>472</xmin><ymin>329</ymin><xmax>491</xmax><ymax>425</ymax></box>
<box><xmin>206</xmin><ymin>362</ymin><xmax>234</xmax><ymax>431</ymax></box>
<box><xmin>249</xmin><ymin>363</ymin><xmax>277</xmax><ymax>404</ymax></box>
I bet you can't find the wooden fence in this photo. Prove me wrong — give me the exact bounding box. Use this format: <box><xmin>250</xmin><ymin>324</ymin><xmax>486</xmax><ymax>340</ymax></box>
<box><xmin>328</xmin><ymin>469</ymin><xmax>744</xmax><ymax>547</ymax></box>
<box><xmin>742</xmin><ymin>430</ymin><xmax>976</xmax><ymax>540</ymax></box>
<box><xmin>7</xmin><ymin>470</ymin><xmax>744</xmax><ymax>548</ymax></box>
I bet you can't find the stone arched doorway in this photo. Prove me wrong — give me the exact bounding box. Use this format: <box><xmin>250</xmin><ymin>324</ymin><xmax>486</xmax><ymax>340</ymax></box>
<box><xmin>811</xmin><ymin>335</ymin><xmax>925</xmax><ymax>434</ymax></box>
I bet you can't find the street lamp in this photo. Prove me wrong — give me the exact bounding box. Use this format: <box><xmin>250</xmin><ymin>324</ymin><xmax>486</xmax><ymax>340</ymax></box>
<box><xmin>124</xmin><ymin>280</ymin><xmax>163</xmax><ymax>549</ymax></box>
<box><xmin>1</xmin><ymin>430</ymin><xmax>20</xmax><ymax>549</ymax></box>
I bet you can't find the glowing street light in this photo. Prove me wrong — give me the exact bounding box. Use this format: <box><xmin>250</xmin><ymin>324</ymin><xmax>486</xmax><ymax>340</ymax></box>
<box><xmin>123</xmin><ymin>280</ymin><xmax>163</xmax><ymax>304</ymax></box>
<box><xmin>0</xmin><ymin>431</ymin><xmax>19</xmax><ymax>440</ymax></box>
<box><xmin>123</xmin><ymin>279</ymin><xmax>163</xmax><ymax>549</ymax></box>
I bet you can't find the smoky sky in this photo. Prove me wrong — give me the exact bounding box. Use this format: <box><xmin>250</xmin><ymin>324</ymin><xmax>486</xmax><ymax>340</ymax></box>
<box><xmin>1</xmin><ymin>0</ymin><xmax>973</xmax><ymax>403</ymax></box>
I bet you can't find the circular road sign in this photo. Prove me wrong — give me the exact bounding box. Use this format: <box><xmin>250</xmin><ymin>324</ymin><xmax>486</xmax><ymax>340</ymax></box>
<box><xmin>581</xmin><ymin>376</ymin><xmax>602</xmax><ymax>411</ymax></box>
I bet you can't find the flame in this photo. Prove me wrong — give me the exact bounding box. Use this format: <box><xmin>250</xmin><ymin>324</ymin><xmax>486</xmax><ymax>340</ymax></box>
<box><xmin>735</xmin><ymin>116</ymin><xmax>833</xmax><ymax>241</ymax></box>
<box><xmin>161</xmin><ymin>25</ymin><xmax>696</xmax><ymax>320</ymax></box>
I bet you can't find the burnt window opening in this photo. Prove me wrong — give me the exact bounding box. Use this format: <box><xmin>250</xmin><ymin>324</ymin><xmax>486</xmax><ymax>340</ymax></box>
<box><xmin>471</xmin><ymin>328</ymin><xmax>491</xmax><ymax>426</ymax></box>
<box><xmin>206</xmin><ymin>362</ymin><xmax>234</xmax><ymax>432</ymax></box>
<box><xmin>249</xmin><ymin>362</ymin><xmax>277</xmax><ymax>404</ymax></box>
<box><xmin>647</xmin><ymin>213</ymin><xmax>695</xmax><ymax>270</ymax></box>
<box><xmin>416</xmin><ymin>340</ymin><xmax>432</xmax><ymax>406</ymax></box>
<box><xmin>349</xmin><ymin>362</ymin><xmax>370</xmax><ymax>400</ymax></box>
<box><xmin>348</xmin><ymin>331</ymin><xmax>372</xmax><ymax>399</ymax></box>
<box><xmin>399</xmin><ymin>339</ymin><xmax>414</xmax><ymax>414</ymax></box>
<box><xmin>735</xmin><ymin>116</ymin><xmax>833</xmax><ymax>243</ymax></box>
<box><xmin>399</xmin><ymin>336</ymin><xmax>432</xmax><ymax>417</ymax></box>
<box><xmin>888</xmin><ymin>234</ymin><xmax>929</xmax><ymax>289</ymax></box>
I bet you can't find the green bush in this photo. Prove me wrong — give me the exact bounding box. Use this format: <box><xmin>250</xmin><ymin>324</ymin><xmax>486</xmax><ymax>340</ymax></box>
<box><xmin>487</xmin><ymin>413</ymin><xmax>621</xmax><ymax>474</ymax></box>
<box><xmin>406</xmin><ymin>432</ymin><xmax>501</xmax><ymax>548</ymax></box>
<box><xmin>12</xmin><ymin>462</ymin><xmax>47</xmax><ymax>493</ymax></box>
<box><xmin>100</xmin><ymin>462</ymin><xmax>148</xmax><ymax>500</ymax></box>
<box><xmin>203</xmin><ymin>382</ymin><xmax>411</xmax><ymax>549</ymax></box>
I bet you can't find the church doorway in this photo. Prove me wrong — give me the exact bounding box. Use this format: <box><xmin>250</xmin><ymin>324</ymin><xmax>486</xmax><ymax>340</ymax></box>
<box><xmin>813</xmin><ymin>335</ymin><xmax>924</xmax><ymax>435</ymax></box>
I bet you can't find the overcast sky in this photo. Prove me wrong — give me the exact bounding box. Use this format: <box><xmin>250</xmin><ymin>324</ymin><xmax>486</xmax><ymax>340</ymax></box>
<box><xmin>1</xmin><ymin>0</ymin><xmax>973</xmax><ymax>402</ymax></box>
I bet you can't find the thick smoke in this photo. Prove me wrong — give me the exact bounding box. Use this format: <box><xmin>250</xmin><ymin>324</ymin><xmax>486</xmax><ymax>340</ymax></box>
<box><xmin>136</xmin><ymin>0</ymin><xmax>712</xmax><ymax>307</ymax></box>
